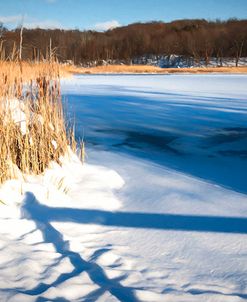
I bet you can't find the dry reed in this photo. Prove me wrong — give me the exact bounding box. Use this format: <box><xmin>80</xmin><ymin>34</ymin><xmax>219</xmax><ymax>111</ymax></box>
<box><xmin>65</xmin><ymin>64</ymin><xmax>247</xmax><ymax>74</ymax></box>
<box><xmin>0</xmin><ymin>60</ymin><xmax>77</xmax><ymax>184</ymax></box>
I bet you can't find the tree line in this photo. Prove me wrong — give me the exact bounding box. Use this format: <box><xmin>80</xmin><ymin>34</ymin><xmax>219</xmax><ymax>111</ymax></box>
<box><xmin>0</xmin><ymin>18</ymin><xmax>247</xmax><ymax>66</ymax></box>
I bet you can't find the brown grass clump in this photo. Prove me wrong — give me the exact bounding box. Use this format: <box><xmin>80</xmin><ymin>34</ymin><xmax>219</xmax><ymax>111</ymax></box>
<box><xmin>65</xmin><ymin>64</ymin><xmax>163</xmax><ymax>74</ymax></box>
<box><xmin>163</xmin><ymin>66</ymin><xmax>247</xmax><ymax>74</ymax></box>
<box><xmin>65</xmin><ymin>64</ymin><xmax>247</xmax><ymax>74</ymax></box>
<box><xmin>0</xmin><ymin>61</ymin><xmax>77</xmax><ymax>184</ymax></box>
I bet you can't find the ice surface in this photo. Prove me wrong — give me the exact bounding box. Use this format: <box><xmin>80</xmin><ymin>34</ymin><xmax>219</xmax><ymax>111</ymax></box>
<box><xmin>62</xmin><ymin>74</ymin><xmax>247</xmax><ymax>194</ymax></box>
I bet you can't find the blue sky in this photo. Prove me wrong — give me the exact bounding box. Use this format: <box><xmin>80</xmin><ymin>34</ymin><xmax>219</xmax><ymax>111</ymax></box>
<box><xmin>0</xmin><ymin>0</ymin><xmax>247</xmax><ymax>30</ymax></box>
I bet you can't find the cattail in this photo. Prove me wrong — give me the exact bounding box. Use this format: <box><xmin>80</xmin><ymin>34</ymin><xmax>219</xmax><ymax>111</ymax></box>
<box><xmin>0</xmin><ymin>60</ymin><xmax>78</xmax><ymax>185</ymax></box>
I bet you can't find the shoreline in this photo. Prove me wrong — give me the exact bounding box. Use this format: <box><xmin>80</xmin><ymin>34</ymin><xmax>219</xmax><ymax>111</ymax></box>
<box><xmin>65</xmin><ymin>65</ymin><xmax>247</xmax><ymax>75</ymax></box>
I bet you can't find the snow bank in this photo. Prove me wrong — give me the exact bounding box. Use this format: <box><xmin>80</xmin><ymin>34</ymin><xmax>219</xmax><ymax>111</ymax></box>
<box><xmin>1</xmin><ymin>147</ymin><xmax>246</xmax><ymax>301</ymax></box>
<box><xmin>0</xmin><ymin>149</ymin><xmax>124</xmax><ymax>212</ymax></box>
<box><xmin>0</xmin><ymin>150</ymin><xmax>126</xmax><ymax>301</ymax></box>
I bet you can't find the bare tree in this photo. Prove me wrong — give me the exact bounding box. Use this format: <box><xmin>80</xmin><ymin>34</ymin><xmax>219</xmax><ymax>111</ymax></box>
<box><xmin>1</xmin><ymin>19</ymin><xmax>247</xmax><ymax>65</ymax></box>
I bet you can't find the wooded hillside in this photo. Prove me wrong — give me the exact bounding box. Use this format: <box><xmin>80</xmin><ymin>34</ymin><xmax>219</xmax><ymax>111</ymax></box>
<box><xmin>1</xmin><ymin>19</ymin><xmax>246</xmax><ymax>66</ymax></box>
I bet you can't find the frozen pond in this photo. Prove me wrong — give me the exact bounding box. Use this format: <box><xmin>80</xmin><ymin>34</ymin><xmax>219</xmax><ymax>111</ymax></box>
<box><xmin>59</xmin><ymin>74</ymin><xmax>247</xmax><ymax>301</ymax></box>
<box><xmin>62</xmin><ymin>74</ymin><xmax>247</xmax><ymax>194</ymax></box>
<box><xmin>1</xmin><ymin>74</ymin><xmax>246</xmax><ymax>302</ymax></box>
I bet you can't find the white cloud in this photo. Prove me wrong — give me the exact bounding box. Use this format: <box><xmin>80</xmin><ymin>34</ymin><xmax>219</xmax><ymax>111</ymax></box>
<box><xmin>24</xmin><ymin>20</ymin><xmax>62</xmax><ymax>29</ymax></box>
<box><xmin>94</xmin><ymin>20</ymin><xmax>121</xmax><ymax>31</ymax></box>
<box><xmin>0</xmin><ymin>15</ymin><xmax>62</xmax><ymax>29</ymax></box>
<box><xmin>0</xmin><ymin>15</ymin><xmax>23</xmax><ymax>24</ymax></box>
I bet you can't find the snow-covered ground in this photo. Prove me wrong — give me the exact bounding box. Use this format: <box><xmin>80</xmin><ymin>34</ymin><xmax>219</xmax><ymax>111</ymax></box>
<box><xmin>92</xmin><ymin>56</ymin><xmax>247</xmax><ymax>68</ymax></box>
<box><xmin>1</xmin><ymin>74</ymin><xmax>247</xmax><ymax>301</ymax></box>
<box><xmin>132</xmin><ymin>55</ymin><xmax>247</xmax><ymax>68</ymax></box>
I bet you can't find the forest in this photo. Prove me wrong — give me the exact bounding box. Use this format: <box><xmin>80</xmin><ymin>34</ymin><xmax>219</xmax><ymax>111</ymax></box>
<box><xmin>0</xmin><ymin>18</ymin><xmax>246</xmax><ymax>66</ymax></box>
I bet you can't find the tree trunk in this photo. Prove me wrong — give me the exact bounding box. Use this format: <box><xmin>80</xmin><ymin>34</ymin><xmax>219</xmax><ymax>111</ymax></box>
<box><xmin>19</xmin><ymin>25</ymin><xmax>23</xmax><ymax>61</ymax></box>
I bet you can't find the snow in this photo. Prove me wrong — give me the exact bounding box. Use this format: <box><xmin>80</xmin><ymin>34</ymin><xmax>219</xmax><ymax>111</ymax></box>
<box><xmin>132</xmin><ymin>55</ymin><xmax>247</xmax><ymax>68</ymax></box>
<box><xmin>84</xmin><ymin>56</ymin><xmax>247</xmax><ymax>68</ymax></box>
<box><xmin>1</xmin><ymin>98</ymin><xmax>27</xmax><ymax>134</ymax></box>
<box><xmin>1</xmin><ymin>74</ymin><xmax>247</xmax><ymax>301</ymax></box>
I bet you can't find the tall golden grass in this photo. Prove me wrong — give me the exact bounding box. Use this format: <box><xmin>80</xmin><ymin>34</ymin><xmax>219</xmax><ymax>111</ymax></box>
<box><xmin>0</xmin><ymin>61</ymin><xmax>76</xmax><ymax>184</ymax></box>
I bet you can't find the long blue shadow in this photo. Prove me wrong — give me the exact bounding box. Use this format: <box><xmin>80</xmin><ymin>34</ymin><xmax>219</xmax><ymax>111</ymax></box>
<box><xmin>17</xmin><ymin>193</ymin><xmax>247</xmax><ymax>301</ymax></box>
<box><xmin>22</xmin><ymin>193</ymin><xmax>247</xmax><ymax>235</ymax></box>
<box><xmin>21</xmin><ymin>193</ymin><xmax>138</xmax><ymax>302</ymax></box>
